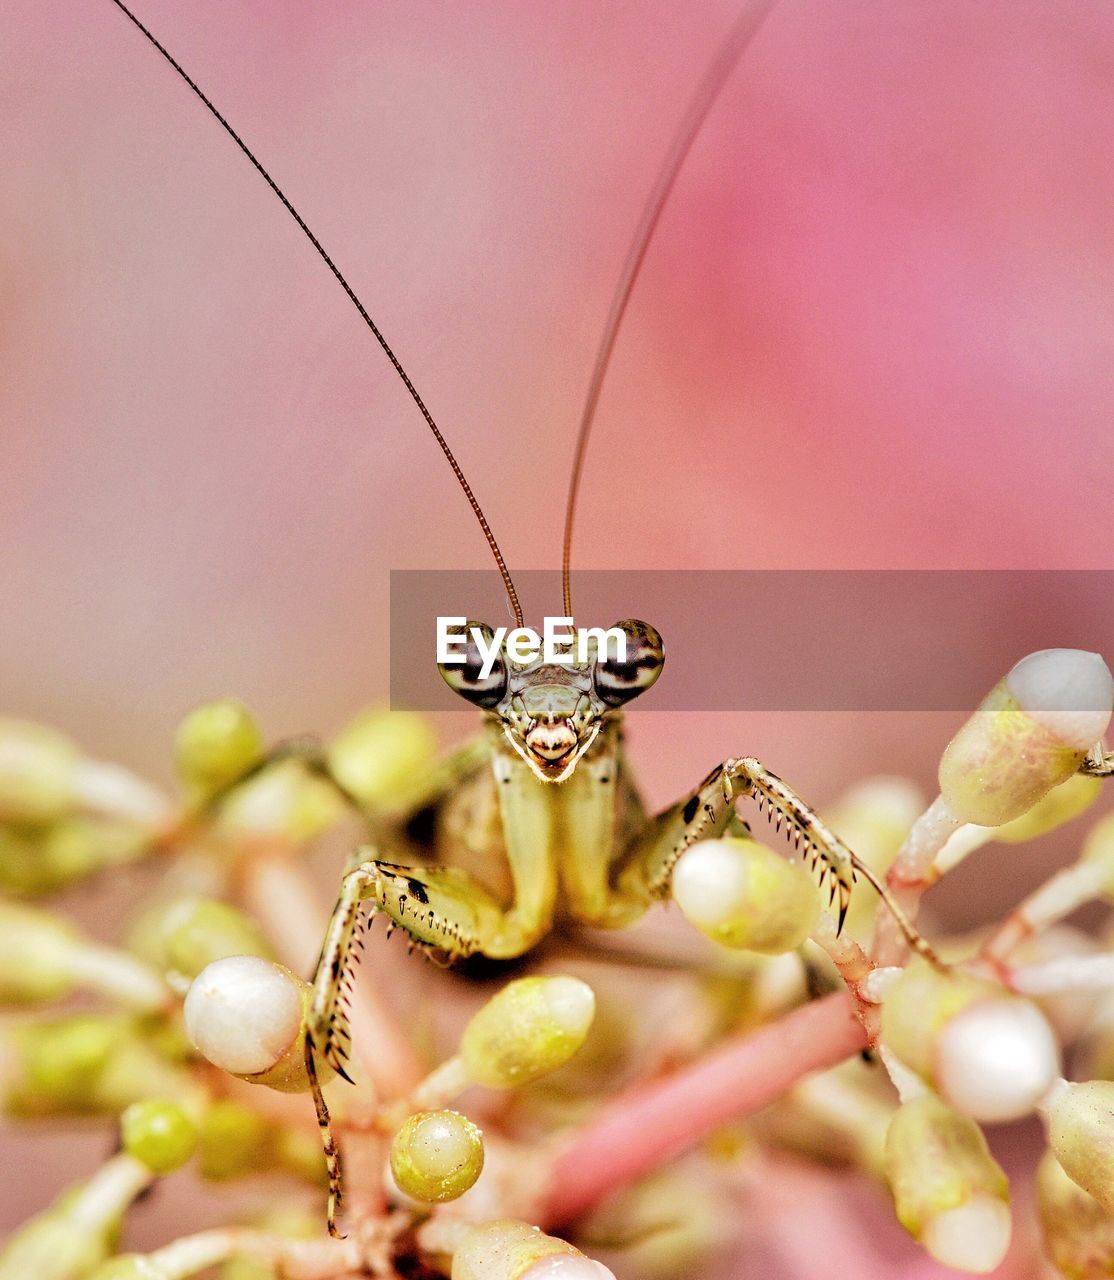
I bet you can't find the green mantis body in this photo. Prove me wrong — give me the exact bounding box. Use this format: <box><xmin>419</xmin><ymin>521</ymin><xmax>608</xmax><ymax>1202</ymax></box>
<box><xmin>104</xmin><ymin>0</ymin><xmax>931</xmax><ymax>1241</ymax></box>
<box><xmin>300</xmin><ymin>625</ymin><xmax>918</xmax><ymax>1232</ymax></box>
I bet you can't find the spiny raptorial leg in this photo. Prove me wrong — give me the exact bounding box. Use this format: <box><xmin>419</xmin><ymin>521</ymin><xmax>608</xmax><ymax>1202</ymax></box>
<box><xmin>728</xmin><ymin>757</ymin><xmax>941</xmax><ymax>965</ymax></box>
<box><xmin>304</xmin><ymin>1033</ymin><xmax>345</xmax><ymax>1239</ymax></box>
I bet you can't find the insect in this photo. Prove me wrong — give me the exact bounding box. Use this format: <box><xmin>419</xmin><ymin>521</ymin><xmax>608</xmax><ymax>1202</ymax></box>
<box><xmin>100</xmin><ymin>0</ymin><xmax>940</xmax><ymax>1239</ymax></box>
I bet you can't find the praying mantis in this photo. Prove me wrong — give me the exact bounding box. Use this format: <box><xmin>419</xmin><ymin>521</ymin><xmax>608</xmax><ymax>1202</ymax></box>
<box><xmin>61</xmin><ymin>0</ymin><xmax>1111</xmax><ymax>1243</ymax></box>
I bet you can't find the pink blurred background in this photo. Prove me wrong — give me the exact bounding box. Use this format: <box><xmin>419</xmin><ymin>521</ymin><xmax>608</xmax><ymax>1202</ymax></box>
<box><xmin>3</xmin><ymin>1</ymin><xmax>1114</xmax><ymax>1274</ymax></box>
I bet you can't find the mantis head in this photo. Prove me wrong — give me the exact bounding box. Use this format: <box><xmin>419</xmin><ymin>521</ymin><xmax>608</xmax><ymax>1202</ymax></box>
<box><xmin>438</xmin><ymin>618</ymin><xmax>665</xmax><ymax>782</ymax></box>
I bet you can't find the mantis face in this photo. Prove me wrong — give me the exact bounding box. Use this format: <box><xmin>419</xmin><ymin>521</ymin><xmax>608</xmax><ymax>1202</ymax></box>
<box><xmin>438</xmin><ymin>618</ymin><xmax>665</xmax><ymax>782</ymax></box>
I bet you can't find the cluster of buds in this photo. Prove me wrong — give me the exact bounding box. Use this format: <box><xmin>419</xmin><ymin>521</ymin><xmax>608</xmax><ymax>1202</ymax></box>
<box><xmin>3</xmin><ymin>648</ymin><xmax>1114</xmax><ymax>1279</ymax></box>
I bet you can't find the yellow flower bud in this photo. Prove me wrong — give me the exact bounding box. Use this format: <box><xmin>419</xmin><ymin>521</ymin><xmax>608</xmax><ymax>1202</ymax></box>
<box><xmin>574</xmin><ymin>1168</ymin><xmax>729</xmax><ymax>1280</ymax></box>
<box><xmin>994</xmin><ymin>772</ymin><xmax>1101</xmax><ymax>844</ymax></box>
<box><xmin>5</xmin><ymin>1013</ymin><xmax>192</xmax><ymax>1119</ymax></box>
<box><xmin>884</xmin><ymin>1094</ymin><xmax>1010</xmax><ymax>1274</ymax></box>
<box><xmin>326</xmin><ymin>708</ymin><xmax>437</xmax><ymax>812</ymax></box>
<box><xmin>217</xmin><ymin>760</ymin><xmax>342</xmax><ymax>843</ymax></box>
<box><xmin>882</xmin><ymin>959</ymin><xmax>990</xmax><ymax>1078</ymax></box>
<box><xmin>1036</xmin><ymin>1148</ymin><xmax>1114</xmax><ymax>1279</ymax></box>
<box><xmin>174</xmin><ymin>700</ymin><xmax>265</xmax><ymax>798</ymax></box>
<box><xmin>1045</xmin><ymin>1079</ymin><xmax>1114</xmax><ymax>1215</ymax></box>
<box><xmin>0</xmin><ymin>902</ymin><xmax>80</xmax><ymax>1004</ymax></box>
<box><xmin>451</xmin><ymin>1221</ymin><xmax>615</xmax><ymax>1280</ymax></box>
<box><xmin>198</xmin><ymin>1100</ymin><xmax>272</xmax><ymax>1180</ymax></box>
<box><xmin>129</xmin><ymin>897</ymin><xmax>272</xmax><ymax>987</ymax></box>
<box><xmin>460</xmin><ymin>976</ymin><xmax>595</xmax><ymax>1088</ymax></box>
<box><xmin>8</xmin><ymin>1014</ymin><xmax>119</xmax><ymax>1113</ymax></box>
<box><xmin>939</xmin><ymin>651</ymin><xmax>1112</xmax><ymax>827</ymax></box>
<box><xmin>183</xmin><ymin>956</ymin><xmax>325</xmax><ymax>1093</ymax></box>
<box><xmin>390</xmin><ymin>1109</ymin><xmax>484</xmax><ymax>1202</ymax></box>
<box><xmin>0</xmin><ymin>719</ymin><xmax>79</xmax><ymax>825</ymax></box>
<box><xmin>671</xmin><ymin>836</ymin><xmax>819</xmax><ymax>954</ymax></box>
<box><xmin>0</xmin><ymin>1207</ymin><xmax>113</xmax><ymax>1280</ymax></box>
<box><xmin>882</xmin><ymin>959</ymin><xmax>1059</xmax><ymax>1121</ymax></box>
<box><xmin>0</xmin><ymin>1154</ymin><xmax>150</xmax><ymax>1280</ymax></box>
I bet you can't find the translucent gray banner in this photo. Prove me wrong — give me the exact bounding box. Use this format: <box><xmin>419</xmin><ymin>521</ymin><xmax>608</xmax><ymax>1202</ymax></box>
<box><xmin>389</xmin><ymin>570</ymin><xmax>1114</xmax><ymax>712</ymax></box>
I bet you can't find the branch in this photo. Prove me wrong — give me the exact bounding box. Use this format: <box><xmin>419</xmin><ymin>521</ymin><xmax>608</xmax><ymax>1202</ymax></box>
<box><xmin>542</xmin><ymin>993</ymin><xmax>868</xmax><ymax>1226</ymax></box>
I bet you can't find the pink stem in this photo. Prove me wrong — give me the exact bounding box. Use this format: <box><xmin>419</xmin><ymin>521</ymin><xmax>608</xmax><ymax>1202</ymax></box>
<box><xmin>543</xmin><ymin>993</ymin><xmax>868</xmax><ymax>1226</ymax></box>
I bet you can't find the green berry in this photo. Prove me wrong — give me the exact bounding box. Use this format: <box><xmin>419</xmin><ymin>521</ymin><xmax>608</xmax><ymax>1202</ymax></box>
<box><xmin>390</xmin><ymin>1109</ymin><xmax>484</xmax><ymax>1203</ymax></box>
<box><xmin>24</xmin><ymin>1015</ymin><xmax>118</xmax><ymax>1105</ymax></box>
<box><xmin>0</xmin><ymin>719</ymin><xmax>79</xmax><ymax>825</ymax></box>
<box><xmin>174</xmin><ymin>700</ymin><xmax>264</xmax><ymax>796</ymax></box>
<box><xmin>120</xmin><ymin>1100</ymin><xmax>198</xmax><ymax>1174</ymax></box>
<box><xmin>130</xmin><ymin>896</ymin><xmax>272</xmax><ymax>983</ymax></box>
<box><xmin>198</xmin><ymin>1100</ymin><xmax>270</xmax><ymax>1180</ymax></box>
<box><xmin>0</xmin><ymin>902</ymin><xmax>79</xmax><ymax>1004</ymax></box>
<box><xmin>326</xmin><ymin>709</ymin><xmax>437</xmax><ymax>811</ymax></box>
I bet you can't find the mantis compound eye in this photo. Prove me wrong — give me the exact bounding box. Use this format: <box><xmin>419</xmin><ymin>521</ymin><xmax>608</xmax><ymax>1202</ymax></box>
<box><xmin>593</xmin><ymin>619</ymin><xmax>665</xmax><ymax>707</ymax></box>
<box><xmin>438</xmin><ymin>620</ymin><xmax>507</xmax><ymax>708</ymax></box>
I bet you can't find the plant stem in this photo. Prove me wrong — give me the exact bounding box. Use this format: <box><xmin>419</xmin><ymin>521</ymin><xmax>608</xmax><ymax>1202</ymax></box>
<box><xmin>872</xmin><ymin>794</ymin><xmax>961</xmax><ymax>966</ymax></box>
<box><xmin>141</xmin><ymin>1227</ymin><xmax>360</xmax><ymax>1279</ymax></box>
<box><xmin>74</xmin><ymin>941</ymin><xmax>172</xmax><ymax>1012</ymax></box>
<box><xmin>542</xmin><ymin>993</ymin><xmax>868</xmax><ymax>1226</ymax></box>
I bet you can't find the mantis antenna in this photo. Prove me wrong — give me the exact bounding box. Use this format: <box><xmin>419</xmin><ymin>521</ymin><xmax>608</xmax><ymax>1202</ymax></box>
<box><xmin>105</xmin><ymin>0</ymin><xmax>525</xmax><ymax>629</ymax></box>
<box><xmin>560</xmin><ymin>0</ymin><xmax>777</xmax><ymax>620</ymax></box>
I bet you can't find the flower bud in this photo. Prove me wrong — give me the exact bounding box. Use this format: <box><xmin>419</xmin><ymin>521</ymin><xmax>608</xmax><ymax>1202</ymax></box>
<box><xmin>217</xmin><ymin>761</ymin><xmax>342</xmax><ymax>842</ymax></box>
<box><xmin>120</xmin><ymin>1099</ymin><xmax>198</xmax><ymax>1175</ymax></box>
<box><xmin>326</xmin><ymin>708</ymin><xmax>437</xmax><ymax>812</ymax></box>
<box><xmin>0</xmin><ymin>902</ymin><xmax>81</xmax><ymax>1003</ymax></box>
<box><xmin>574</xmin><ymin>1168</ymin><xmax>730</xmax><ymax>1280</ymax></box>
<box><xmin>0</xmin><ymin>1211</ymin><xmax>111</xmax><ymax>1280</ymax></box>
<box><xmin>994</xmin><ymin>771</ymin><xmax>1101</xmax><ymax>844</ymax></box>
<box><xmin>882</xmin><ymin>959</ymin><xmax>1059</xmax><ymax>1121</ymax></box>
<box><xmin>184</xmin><ymin>956</ymin><xmax>322</xmax><ymax>1093</ymax></box>
<box><xmin>390</xmin><ymin>1109</ymin><xmax>484</xmax><ymax>1202</ymax></box>
<box><xmin>884</xmin><ymin>1095</ymin><xmax>1010</xmax><ymax>1274</ymax></box>
<box><xmin>460</xmin><ymin>976</ymin><xmax>595</xmax><ymax>1088</ymax></box>
<box><xmin>1036</xmin><ymin>1148</ymin><xmax>1114</xmax><ymax>1278</ymax></box>
<box><xmin>174</xmin><ymin>700</ymin><xmax>264</xmax><ymax>798</ymax></box>
<box><xmin>5</xmin><ymin>1014</ymin><xmax>192</xmax><ymax>1118</ymax></box>
<box><xmin>0</xmin><ymin>719</ymin><xmax>79</xmax><ymax>825</ymax></box>
<box><xmin>130</xmin><ymin>897</ymin><xmax>272</xmax><ymax>988</ymax></box>
<box><xmin>0</xmin><ymin>814</ymin><xmax>155</xmax><ymax>898</ymax></box>
<box><xmin>939</xmin><ymin>650</ymin><xmax>1113</xmax><ymax>826</ymax></box>
<box><xmin>198</xmin><ymin>1100</ymin><xmax>272</xmax><ymax>1180</ymax></box>
<box><xmin>451</xmin><ymin>1221</ymin><xmax>616</xmax><ymax>1280</ymax></box>
<box><xmin>8</xmin><ymin>1014</ymin><xmax>119</xmax><ymax>1113</ymax></box>
<box><xmin>0</xmin><ymin>1154</ymin><xmax>150</xmax><ymax>1280</ymax></box>
<box><xmin>672</xmin><ymin>837</ymin><xmax>819</xmax><ymax>954</ymax></box>
<box><xmin>828</xmin><ymin>777</ymin><xmax>925</xmax><ymax>868</ymax></box>
<box><xmin>1044</xmin><ymin>1078</ymin><xmax>1114</xmax><ymax>1214</ymax></box>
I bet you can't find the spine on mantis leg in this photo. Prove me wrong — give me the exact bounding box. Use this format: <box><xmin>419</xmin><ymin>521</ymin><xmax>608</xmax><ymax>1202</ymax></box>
<box><xmin>728</xmin><ymin>758</ymin><xmax>857</xmax><ymax>927</ymax></box>
<box><xmin>304</xmin><ymin>1038</ymin><xmax>346</xmax><ymax>1239</ymax></box>
<box><xmin>309</xmin><ymin>866</ymin><xmax>381</xmax><ymax>1081</ymax></box>
<box><xmin>305</xmin><ymin>864</ymin><xmax>381</xmax><ymax>1242</ymax></box>
<box><xmin>729</xmin><ymin>758</ymin><xmax>939</xmax><ymax>962</ymax></box>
